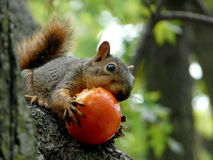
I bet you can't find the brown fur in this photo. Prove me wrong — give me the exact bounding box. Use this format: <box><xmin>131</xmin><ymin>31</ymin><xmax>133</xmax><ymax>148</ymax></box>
<box><xmin>17</xmin><ymin>18</ymin><xmax>72</xmax><ymax>70</ymax></box>
<box><xmin>19</xmin><ymin>18</ymin><xmax>135</xmax><ymax>124</ymax></box>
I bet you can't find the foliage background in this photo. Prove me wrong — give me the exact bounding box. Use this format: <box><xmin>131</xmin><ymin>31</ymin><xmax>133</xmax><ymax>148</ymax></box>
<box><xmin>1</xmin><ymin>0</ymin><xmax>213</xmax><ymax>159</ymax></box>
<box><xmin>25</xmin><ymin>0</ymin><xmax>213</xmax><ymax>159</ymax></box>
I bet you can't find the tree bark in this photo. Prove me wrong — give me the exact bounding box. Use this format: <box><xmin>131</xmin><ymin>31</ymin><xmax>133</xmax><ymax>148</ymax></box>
<box><xmin>144</xmin><ymin>34</ymin><xmax>194</xmax><ymax>160</ymax></box>
<box><xmin>192</xmin><ymin>24</ymin><xmax>213</xmax><ymax>109</ymax></box>
<box><xmin>188</xmin><ymin>3</ymin><xmax>213</xmax><ymax>156</ymax></box>
<box><xmin>29</xmin><ymin>104</ymin><xmax>133</xmax><ymax>160</ymax></box>
<box><xmin>0</xmin><ymin>0</ymin><xmax>38</xmax><ymax>159</ymax></box>
<box><xmin>0</xmin><ymin>0</ymin><xmax>18</xmax><ymax>159</ymax></box>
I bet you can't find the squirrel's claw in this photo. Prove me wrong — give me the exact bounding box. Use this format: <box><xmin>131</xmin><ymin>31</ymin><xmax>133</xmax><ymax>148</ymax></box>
<box><xmin>70</xmin><ymin>98</ymin><xmax>86</xmax><ymax>118</ymax></box>
<box><xmin>63</xmin><ymin>106</ymin><xmax>81</xmax><ymax>127</ymax></box>
<box><xmin>71</xmin><ymin>97</ymin><xmax>85</xmax><ymax>106</ymax></box>
<box><xmin>63</xmin><ymin>99</ymin><xmax>86</xmax><ymax>127</ymax></box>
<box><xmin>120</xmin><ymin>124</ymin><xmax>128</xmax><ymax>130</ymax></box>
<box><xmin>111</xmin><ymin>115</ymin><xmax>128</xmax><ymax>140</ymax></box>
<box><xmin>121</xmin><ymin>115</ymin><xmax>127</xmax><ymax>122</ymax></box>
<box><xmin>71</xmin><ymin>105</ymin><xmax>86</xmax><ymax>118</ymax></box>
<box><xmin>69</xmin><ymin>102</ymin><xmax>86</xmax><ymax>118</ymax></box>
<box><xmin>25</xmin><ymin>95</ymin><xmax>38</xmax><ymax>105</ymax></box>
<box><xmin>73</xmin><ymin>101</ymin><xmax>85</xmax><ymax>106</ymax></box>
<box><xmin>25</xmin><ymin>95</ymin><xmax>49</xmax><ymax>108</ymax></box>
<box><xmin>25</xmin><ymin>95</ymin><xmax>32</xmax><ymax>102</ymax></box>
<box><xmin>111</xmin><ymin>124</ymin><xmax>127</xmax><ymax>140</ymax></box>
<box><xmin>68</xmin><ymin>107</ymin><xmax>81</xmax><ymax>127</ymax></box>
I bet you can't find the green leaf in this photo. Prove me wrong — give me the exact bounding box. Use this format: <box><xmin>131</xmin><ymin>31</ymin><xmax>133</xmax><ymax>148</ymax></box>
<box><xmin>148</xmin><ymin>122</ymin><xmax>173</xmax><ymax>158</ymax></box>
<box><xmin>153</xmin><ymin>21</ymin><xmax>178</xmax><ymax>46</ymax></box>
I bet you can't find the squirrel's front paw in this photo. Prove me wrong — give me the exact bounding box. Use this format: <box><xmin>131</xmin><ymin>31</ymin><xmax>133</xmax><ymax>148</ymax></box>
<box><xmin>111</xmin><ymin>115</ymin><xmax>127</xmax><ymax>140</ymax></box>
<box><xmin>63</xmin><ymin>98</ymin><xmax>85</xmax><ymax>127</ymax></box>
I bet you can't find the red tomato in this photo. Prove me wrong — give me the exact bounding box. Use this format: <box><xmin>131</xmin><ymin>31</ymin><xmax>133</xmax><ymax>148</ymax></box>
<box><xmin>66</xmin><ymin>87</ymin><xmax>121</xmax><ymax>144</ymax></box>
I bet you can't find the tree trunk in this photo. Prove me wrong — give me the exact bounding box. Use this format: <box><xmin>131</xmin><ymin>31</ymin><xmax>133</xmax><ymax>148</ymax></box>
<box><xmin>193</xmin><ymin>24</ymin><xmax>213</xmax><ymax>110</ymax></box>
<box><xmin>189</xmin><ymin>5</ymin><xmax>213</xmax><ymax>156</ymax></box>
<box><xmin>132</xmin><ymin>0</ymin><xmax>194</xmax><ymax>159</ymax></box>
<box><xmin>144</xmin><ymin>33</ymin><xmax>194</xmax><ymax>160</ymax></box>
<box><xmin>0</xmin><ymin>0</ymin><xmax>38</xmax><ymax>159</ymax></box>
<box><xmin>29</xmin><ymin>104</ymin><xmax>133</xmax><ymax>160</ymax></box>
<box><xmin>0</xmin><ymin>0</ymin><xmax>18</xmax><ymax>159</ymax></box>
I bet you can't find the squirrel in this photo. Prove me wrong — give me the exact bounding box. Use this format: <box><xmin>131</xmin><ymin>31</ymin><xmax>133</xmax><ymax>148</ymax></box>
<box><xmin>17</xmin><ymin>18</ymin><xmax>135</xmax><ymax>125</ymax></box>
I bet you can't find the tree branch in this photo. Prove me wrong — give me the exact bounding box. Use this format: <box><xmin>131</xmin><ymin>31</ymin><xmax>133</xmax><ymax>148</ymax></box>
<box><xmin>131</xmin><ymin>0</ymin><xmax>165</xmax><ymax>75</ymax></box>
<box><xmin>132</xmin><ymin>2</ymin><xmax>213</xmax><ymax>74</ymax></box>
<box><xmin>28</xmin><ymin>104</ymin><xmax>133</xmax><ymax>160</ymax></box>
<box><xmin>159</xmin><ymin>11</ymin><xmax>213</xmax><ymax>26</ymax></box>
<box><xmin>195</xmin><ymin>0</ymin><xmax>212</xmax><ymax>16</ymax></box>
<box><xmin>158</xmin><ymin>11</ymin><xmax>213</xmax><ymax>25</ymax></box>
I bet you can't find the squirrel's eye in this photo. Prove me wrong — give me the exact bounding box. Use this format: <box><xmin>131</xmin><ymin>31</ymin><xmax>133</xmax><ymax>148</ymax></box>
<box><xmin>106</xmin><ymin>64</ymin><xmax>115</xmax><ymax>72</ymax></box>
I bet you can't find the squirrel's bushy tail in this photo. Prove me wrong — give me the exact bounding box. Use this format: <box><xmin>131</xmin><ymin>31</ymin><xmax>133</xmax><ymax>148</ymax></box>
<box><xmin>17</xmin><ymin>18</ymin><xmax>72</xmax><ymax>70</ymax></box>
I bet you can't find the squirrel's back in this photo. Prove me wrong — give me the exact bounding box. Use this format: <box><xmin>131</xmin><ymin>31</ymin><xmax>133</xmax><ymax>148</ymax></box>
<box><xmin>17</xmin><ymin>18</ymin><xmax>73</xmax><ymax>70</ymax></box>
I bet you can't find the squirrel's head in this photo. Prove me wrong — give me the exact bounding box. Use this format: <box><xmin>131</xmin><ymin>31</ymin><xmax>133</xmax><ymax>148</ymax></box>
<box><xmin>84</xmin><ymin>41</ymin><xmax>135</xmax><ymax>101</ymax></box>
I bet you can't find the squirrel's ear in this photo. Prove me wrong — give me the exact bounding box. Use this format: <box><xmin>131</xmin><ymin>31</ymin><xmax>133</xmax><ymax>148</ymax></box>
<box><xmin>128</xmin><ymin>65</ymin><xmax>134</xmax><ymax>72</ymax></box>
<box><xmin>93</xmin><ymin>41</ymin><xmax>110</xmax><ymax>62</ymax></box>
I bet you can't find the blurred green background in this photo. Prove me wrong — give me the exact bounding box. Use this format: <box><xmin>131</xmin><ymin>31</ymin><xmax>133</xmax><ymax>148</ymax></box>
<box><xmin>26</xmin><ymin>0</ymin><xmax>213</xmax><ymax>159</ymax></box>
<box><xmin>1</xmin><ymin>0</ymin><xmax>213</xmax><ymax>159</ymax></box>
<box><xmin>26</xmin><ymin>1</ymin><xmax>172</xmax><ymax>158</ymax></box>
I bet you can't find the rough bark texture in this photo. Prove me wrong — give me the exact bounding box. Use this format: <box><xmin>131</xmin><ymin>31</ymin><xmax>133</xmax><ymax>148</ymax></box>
<box><xmin>10</xmin><ymin>0</ymin><xmax>38</xmax><ymax>41</ymax></box>
<box><xmin>0</xmin><ymin>0</ymin><xmax>38</xmax><ymax>159</ymax></box>
<box><xmin>0</xmin><ymin>0</ymin><xmax>18</xmax><ymax>159</ymax></box>
<box><xmin>28</xmin><ymin>104</ymin><xmax>133</xmax><ymax>160</ymax></box>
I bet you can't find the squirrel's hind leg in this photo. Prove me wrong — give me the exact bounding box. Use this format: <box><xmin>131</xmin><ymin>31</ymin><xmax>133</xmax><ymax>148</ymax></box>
<box><xmin>38</xmin><ymin>98</ymin><xmax>49</xmax><ymax>108</ymax></box>
<box><xmin>22</xmin><ymin>69</ymin><xmax>39</xmax><ymax>105</ymax></box>
<box><xmin>25</xmin><ymin>95</ymin><xmax>38</xmax><ymax>104</ymax></box>
<box><xmin>25</xmin><ymin>95</ymin><xmax>49</xmax><ymax>108</ymax></box>
<box><xmin>21</xmin><ymin>69</ymin><xmax>35</xmax><ymax>95</ymax></box>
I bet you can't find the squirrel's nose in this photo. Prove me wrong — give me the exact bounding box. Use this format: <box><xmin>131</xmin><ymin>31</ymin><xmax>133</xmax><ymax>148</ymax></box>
<box><xmin>115</xmin><ymin>89</ymin><xmax>130</xmax><ymax>101</ymax></box>
<box><xmin>115</xmin><ymin>76</ymin><xmax>134</xmax><ymax>101</ymax></box>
